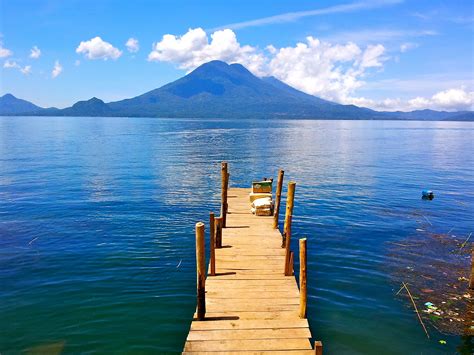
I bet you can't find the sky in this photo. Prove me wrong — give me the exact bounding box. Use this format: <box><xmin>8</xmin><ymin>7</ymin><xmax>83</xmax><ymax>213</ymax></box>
<box><xmin>0</xmin><ymin>0</ymin><xmax>473</xmax><ymax>111</ymax></box>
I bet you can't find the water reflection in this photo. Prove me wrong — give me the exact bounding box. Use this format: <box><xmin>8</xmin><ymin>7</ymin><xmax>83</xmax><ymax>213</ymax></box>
<box><xmin>0</xmin><ymin>117</ymin><xmax>473</xmax><ymax>354</ymax></box>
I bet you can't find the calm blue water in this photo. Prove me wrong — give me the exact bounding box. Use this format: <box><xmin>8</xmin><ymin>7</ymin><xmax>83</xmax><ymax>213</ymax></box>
<box><xmin>1</xmin><ymin>117</ymin><xmax>473</xmax><ymax>354</ymax></box>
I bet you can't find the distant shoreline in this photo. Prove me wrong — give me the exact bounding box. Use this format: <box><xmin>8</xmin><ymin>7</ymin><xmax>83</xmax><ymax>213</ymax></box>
<box><xmin>1</xmin><ymin>115</ymin><xmax>473</xmax><ymax>122</ymax></box>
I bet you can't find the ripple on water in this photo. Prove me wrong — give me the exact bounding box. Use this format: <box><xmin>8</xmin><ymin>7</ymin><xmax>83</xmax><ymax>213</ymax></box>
<box><xmin>0</xmin><ymin>117</ymin><xmax>473</xmax><ymax>354</ymax></box>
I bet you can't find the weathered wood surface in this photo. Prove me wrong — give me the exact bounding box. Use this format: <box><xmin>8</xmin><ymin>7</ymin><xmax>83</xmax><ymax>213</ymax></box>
<box><xmin>184</xmin><ymin>188</ymin><xmax>314</xmax><ymax>354</ymax></box>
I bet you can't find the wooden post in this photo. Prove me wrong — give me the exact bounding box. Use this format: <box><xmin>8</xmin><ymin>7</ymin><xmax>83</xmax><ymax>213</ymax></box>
<box><xmin>225</xmin><ymin>171</ymin><xmax>230</xmax><ymax>226</ymax></box>
<box><xmin>210</xmin><ymin>212</ymin><xmax>216</xmax><ymax>276</ymax></box>
<box><xmin>469</xmin><ymin>250</ymin><xmax>474</xmax><ymax>289</ymax></box>
<box><xmin>288</xmin><ymin>251</ymin><xmax>294</xmax><ymax>276</ymax></box>
<box><xmin>284</xmin><ymin>214</ymin><xmax>293</xmax><ymax>275</ymax></box>
<box><xmin>195</xmin><ymin>222</ymin><xmax>206</xmax><ymax>320</ymax></box>
<box><xmin>273</xmin><ymin>169</ymin><xmax>284</xmax><ymax>229</ymax></box>
<box><xmin>215</xmin><ymin>216</ymin><xmax>223</xmax><ymax>248</ymax></box>
<box><xmin>282</xmin><ymin>181</ymin><xmax>296</xmax><ymax>248</ymax></box>
<box><xmin>221</xmin><ymin>162</ymin><xmax>228</xmax><ymax>228</ymax></box>
<box><xmin>314</xmin><ymin>341</ymin><xmax>323</xmax><ymax>355</ymax></box>
<box><xmin>299</xmin><ymin>238</ymin><xmax>307</xmax><ymax>318</ymax></box>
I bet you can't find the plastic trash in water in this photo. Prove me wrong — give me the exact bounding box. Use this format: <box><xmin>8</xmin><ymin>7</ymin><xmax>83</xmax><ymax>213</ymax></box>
<box><xmin>422</xmin><ymin>189</ymin><xmax>434</xmax><ymax>200</ymax></box>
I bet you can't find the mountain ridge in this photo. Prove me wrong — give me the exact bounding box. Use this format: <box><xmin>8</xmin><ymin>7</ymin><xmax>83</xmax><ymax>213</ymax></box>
<box><xmin>0</xmin><ymin>93</ymin><xmax>43</xmax><ymax>115</ymax></box>
<box><xmin>1</xmin><ymin>60</ymin><xmax>472</xmax><ymax>121</ymax></box>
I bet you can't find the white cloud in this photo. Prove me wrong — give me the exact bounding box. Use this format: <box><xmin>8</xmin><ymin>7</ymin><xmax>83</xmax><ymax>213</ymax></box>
<box><xmin>0</xmin><ymin>42</ymin><xmax>12</xmax><ymax>58</ymax></box>
<box><xmin>148</xmin><ymin>28</ymin><xmax>267</xmax><ymax>75</ymax></box>
<box><xmin>351</xmin><ymin>88</ymin><xmax>474</xmax><ymax>111</ymax></box>
<box><xmin>76</xmin><ymin>36</ymin><xmax>122</xmax><ymax>60</ymax></box>
<box><xmin>212</xmin><ymin>0</ymin><xmax>403</xmax><ymax>30</ymax></box>
<box><xmin>268</xmin><ymin>37</ymin><xmax>387</xmax><ymax>103</ymax></box>
<box><xmin>400</xmin><ymin>42</ymin><xmax>418</xmax><ymax>52</ymax></box>
<box><xmin>125</xmin><ymin>37</ymin><xmax>139</xmax><ymax>53</ymax></box>
<box><xmin>427</xmin><ymin>87</ymin><xmax>473</xmax><ymax>110</ymax></box>
<box><xmin>30</xmin><ymin>45</ymin><xmax>41</xmax><ymax>59</ymax></box>
<box><xmin>3</xmin><ymin>60</ymin><xmax>32</xmax><ymax>75</ymax></box>
<box><xmin>52</xmin><ymin>60</ymin><xmax>63</xmax><ymax>78</ymax></box>
<box><xmin>359</xmin><ymin>44</ymin><xmax>386</xmax><ymax>68</ymax></box>
<box><xmin>20</xmin><ymin>65</ymin><xmax>32</xmax><ymax>75</ymax></box>
<box><xmin>266</xmin><ymin>45</ymin><xmax>277</xmax><ymax>54</ymax></box>
<box><xmin>3</xmin><ymin>59</ymin><xmax>19</xmax><ymax>69</ymax></box>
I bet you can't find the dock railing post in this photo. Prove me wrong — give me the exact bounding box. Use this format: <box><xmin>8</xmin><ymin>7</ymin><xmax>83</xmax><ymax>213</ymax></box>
<box><xmin>284</xmin><ymin>215</ymin><xmax>293</xmax><ymax>275</ymax></box>
<box><xmin>469</xmin><ymin>250</ymin><xmax>474</xmax><ymax>289</ymax></box>
<box><xmin>221</xmin><ymin>162</ymin><xmax>228</xmax><ymax>228</ymax></box>
<box><xmin>273</xmin><ymin>169</ymin><xmax>284</xmax><ymax>229</ymax></box>
<box><xmin>215</xmin><ymin>216</ymin><xmax>223</xmax><ymax>248</ymax></box>
<box><xmin>289</xmin><ymin>251</ymin><xmax>294</xmax><ymax>276</ymax></box>
<box><xmin>299</xmin><ymin>238</ymin><xmax>307</xmax><ymax>318</ymax></box>
<box><xmin>195</xmin><ymin>222</ymin><xmax>206</xmax><ymax>320</ymax></box>
<box><xmin>314</xmin><ymin>341</ymin><xmax>323</xmax><ymax>355</ymax></box>
<box><xmin>210</xmin><ymin>212</ymin><xmax>216</xmax><ymax>276</ymax></box>
<box><xmin>282</xmin><ymin>181</ymin><xmax>296</xmax><ymax>248</ymax></box>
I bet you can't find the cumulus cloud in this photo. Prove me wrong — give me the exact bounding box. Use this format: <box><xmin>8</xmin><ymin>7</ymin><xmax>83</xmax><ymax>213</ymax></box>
<box><xmin>359</xmin><ymin>44</ymin><xmax>386</xmax><ymax>68</ymax></box>
<box><xmin>20</xmin><ymin>65</ymin><xmax>32</xmax><ymax>75</ymax></box>
<box><xmin>30</xmin><ymin>45</ymin><xmax>41</xmax><ymax>59</ymax></box>
<box><xmin>3</xmin><ymin>60</ymin><xmax>32</xmax><ymax>75</ymax></box>
<box><xmin>266</xmin><ymin>37</ymin><xmax>387</xmax><ymax>102</ymax></box>
<box><xmin>3</xmin><ymin>59</ymin><xmax>19</xmax><ymax>69</ymax></box>
<box><xmin>410</xmin><ymin>88</ymin><xmax>474</xmax><ymax>111</ymax></box>
<box><xmin>76</xmin><ymin>37</ymin><xmax>122</xmax><ymax>60</ymax></box>
<box><xmin>0</xmin><ymin>42</ymin><xmax>12</xmax><ymax>58</ymax></box>
<box><xmin>52</xmin><ymin>60</ymin><xmax>63</xmax><ymax>78</ymax></box>
<box><xmin>148</xmin><ymin>28</ymin><xmax>267</xmax><ymax>75</ymax></box>
<box><xmin>125</xmin><ymin>37</ymin><xmax>139</xmax><ymax>53</ymax></box>
<box><xmin>350</xmin><ymin>88</ymin><xmax>474</xmax><ymax>111</ymax></box>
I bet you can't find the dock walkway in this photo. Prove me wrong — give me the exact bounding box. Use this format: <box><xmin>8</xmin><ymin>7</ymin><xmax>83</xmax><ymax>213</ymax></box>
<box><xmin>183</xmin><ymin>187</ymin><xmax>317</xmax><ymax>354</ymax></box>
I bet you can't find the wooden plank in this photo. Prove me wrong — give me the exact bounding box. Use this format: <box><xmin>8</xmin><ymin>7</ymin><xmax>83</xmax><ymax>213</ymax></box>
<box><xmin>183</xmin><ymin>351</ymin><xmax>316</xmax><ymax>355</ymax></box>
<box><xmin>206</xmin><ymin>299</ymin><xmax>299</xmax><ymax>307</ymax></box>
<box><xmin>206</xmin><ymin>279</ymin><xmax>296</xmax><ymax>286</ymax></box>
<box><xmin>187</xmin><ymin>328</ymin><xmax>311</xmax><ymax>341</ymax></box>
<box><xmin>190</xmin><ymin>319</ymin><xmax>309</xmax><ymax>331</ymax></box>
<box><xmin>193</xmin><ymin>311</ymin><xmax>305</xmax><ymax>320</ymax></box>
<box><xmin>208</xmin><ymin>274</ymin><xmax>289</xmax><ymax>280</ymax></box>
<box><xmin>205</xmin><ymin>304</ymin><xmax>298</xmax><ymax>313</ymax></box>
<box><xmin>184</xmin><ymin>338</ymin><xmax>312</xmax><ymax>352</ymax></box>
<box><xmin>205</xmin><ymin>286</ymin><xmax>298</xmax><ymax>293</ymax></box>
<box><xmin>205</xmin><ymin>291</ymin><xmax>299</xmax><ymax>299</ymax></box>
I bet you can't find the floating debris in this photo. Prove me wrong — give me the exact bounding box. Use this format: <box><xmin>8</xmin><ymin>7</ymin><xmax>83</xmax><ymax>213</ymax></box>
<box><xmin>401</xmin><ymin>282</ymin><xmax>430</xmax><ymax>338</ymax></box>
<box><xmin>388</xmin><ymin>226</ymin><xmax>474</xmax><ymax>335</ymax></box>
<box><xmin>422</xmin><ymin>190</ymin><xmax>435</xmax><ymax>200</ymax></box>
<box><xmin>459</xmin><ymin>233</ymin><xmax>472</xmax><ymax>251</ymax></box>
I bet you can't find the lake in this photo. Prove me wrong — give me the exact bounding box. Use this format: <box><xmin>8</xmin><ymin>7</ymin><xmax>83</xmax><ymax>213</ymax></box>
<box><xmin>1</xmin><ymin>117</ymin><xmax>473</xmax><ymax>354</ymax></box>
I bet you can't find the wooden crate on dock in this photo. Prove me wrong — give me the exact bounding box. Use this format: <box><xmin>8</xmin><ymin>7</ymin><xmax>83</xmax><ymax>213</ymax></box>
<box><xmin>252</xmin><ymin>180</ymin><xmax>272</xmax><ymax>193</ymax></box>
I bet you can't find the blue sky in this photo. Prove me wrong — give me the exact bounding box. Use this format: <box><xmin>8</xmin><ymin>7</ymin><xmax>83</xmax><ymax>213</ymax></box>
<box><xmin>0</xmin><ymin>0</ymin><xmax>473</xmax><ymax>111</ymax></box>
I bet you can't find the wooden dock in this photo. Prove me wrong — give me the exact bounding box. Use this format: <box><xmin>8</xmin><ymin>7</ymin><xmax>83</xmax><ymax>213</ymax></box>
<box><xmin>183</xmin><ymin>164</ymin><xmax>322</xmax><ymax>354</ymax></box>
